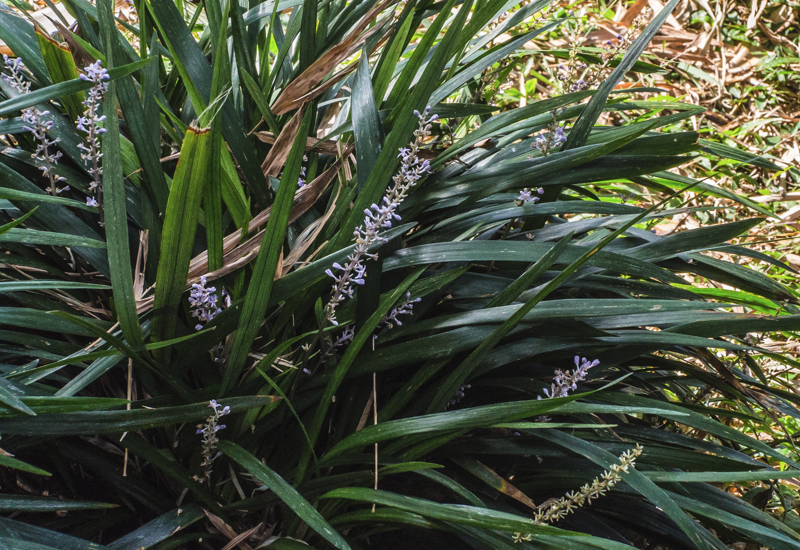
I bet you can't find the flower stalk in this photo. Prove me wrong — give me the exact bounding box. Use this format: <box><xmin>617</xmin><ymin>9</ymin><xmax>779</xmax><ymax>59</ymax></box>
<box><xmin>2</xmin><ymin>56</ymin><xmax>68</xmax><ymax>196</ymax></box>
<box><xmin>194</xmin><ymin>400</ymin><xmax>230</xmax><ymax>484</ymax></box>
<box><xmin>324</xmin><ymin>108</ymin><xmax>435</xmax><ymax>326</ymax></box>
<box><xmin>513</xmin><ymin>445</ymin><xmax>643</xmax><ymax>541</ymax></box>
<box><xmin>77</xmin><ymin>61</ymin><xmax>110</xmax><ymax>224</ymax></box>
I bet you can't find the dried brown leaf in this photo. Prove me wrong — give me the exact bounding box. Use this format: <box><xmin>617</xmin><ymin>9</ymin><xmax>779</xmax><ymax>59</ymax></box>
<box><xmin>271</xmin><ymin>0</ymin><xmax>395</xmax><ymax>115</ymax></box>
<box><xmin>262</xmin><ymin>107</ymin><xmax>306</xmax><ymax>177</ymax></box>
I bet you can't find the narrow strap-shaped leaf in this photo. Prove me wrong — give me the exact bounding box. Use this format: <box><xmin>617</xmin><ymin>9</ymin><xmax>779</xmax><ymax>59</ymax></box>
<box><xmin>221</xmin><ymin>107</ymin><xmax>313</xmax><ymax>395</ymax></box>
<box><xmin>430</xmin><ymin>179</ymin><xmax>700</xmax><ymax>412</ymax></box>
<box><xmin>326</xmin><ymin>392</ymin><xmax>582</xmax><ymax>459</ymax></box>
<box><xmin>0</xmin><ymin>207</ymin><xmax>37</xmax><ymax>236</ymax></box>
<box><xmin>353</xmin><ymin>49</ymin><xmax>383</xmax><ymax>191</ymax></box>
<box><xmin>320</xmin><ymin>488</ymin><xmax>568</xmax><ymax>536</ymax></box>
<box><xmin>0</xmin><ymin>228</ymin><xmax>106</xmax><ymax>248</ymax></box>
<box><xmin>120</xmin><ymin>434</ymin><xmax>226</xmax><ymax>515</ymax></box>
<box><xmin>49</xmin><ymin>311</ymin><xmax>193</xmax><ymax>398</ymax></box>
<box><xmin>99</xmin><ymin>0</ymin><xmax>143</xmax><ymax>347</ymax></box>
<box><xmin>430</xmin><ymin>22</ymin><xmax>559</xmax><ymax>106</ymax></box>
<box><xmin>384</xmin><ymin>0</ymin><xmax>454</xmax><ymax>111</ymax></box>
<box><xmin>334</xmin><ymin>0</ymin><xmax>473</xmax><ymax>253</ymax></box>
<box><xmin>106</xmin><ymin>504</ymin><xmax>204</xmax><ymax>550</ymax></box>
<box><xmin>34</xmin><ymin>27</ymin><xmax>83</xmax><ymax>120</ymax></box>
<box><xmin>0</xmin><ymin>495</ymin><xmax>115</xmax><ymax>512</ymax></box>
<box><xmin>204</xmin><ymin>0</ymin><xmax>231</xmax><ymax>271</ymax></box>
<box><xmin>0</xmin><ymin>4</ymin><xmax>50</xmax><ymax>84</ymax></box>
<box><xmin>145</xmin><ymin>0</ymin><xmax>271</xmax><ymax>206</ymax></box>
<box><xmin>0</xmin><ymin>187</ymin><xmax>97</xmax><ymax>210</ymax></box>
<box><xmin>151</xmin><ymin>124</ymin><xmax>213</xmax><ymax>357</ymax></box>
<box><xmin>0</xmin><ymin>516</ymin><xmax>106</xmax><ymax>549</ymax></box>
<box><xmin>0</xmin><ymin>376</ymin><xmax>35</xmax><ymax>416</ymax></box>
<box><xmin>371</xmin><ymin>4</ymin><xmax>414</xmax><ymax>105</ymax></box>
<box><xmin>0</xmin><ymin>396</ymin><xmax>276</xmax><ymax>435</ymax></box>
<box><xmin>219</xmin><ymin>441</ymin><xmax>352</xmax><ymax>550</ymax></box>
<box><xmin>299</xmin><ymin>0</ymin><xmax>317</xmax><ymax>72</ymax></box>
<box><xmin>485</xmin><ymin>242</ymin><xmax>565</xmax><ymax>308</ymax></box>
<box><xmin>425</xmin><ymin>232</ymin><xmax>568</xmax><ymax>413</ymax></box>
<box><xmin>0</xmin><ymin>453</ymin><xmax>51</xmax><ymax>477</ymax></box>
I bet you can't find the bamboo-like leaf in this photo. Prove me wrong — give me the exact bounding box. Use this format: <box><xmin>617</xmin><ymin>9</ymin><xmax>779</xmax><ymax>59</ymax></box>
<box><xmin>151</xmin><ymin>124</ymin><xmax>213</xmax><ymax>355</ymax></box>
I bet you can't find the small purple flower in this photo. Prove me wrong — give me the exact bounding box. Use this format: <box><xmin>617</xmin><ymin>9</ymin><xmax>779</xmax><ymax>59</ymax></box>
<box><xmin>86</xmin><ymin>196</ymin><xmax>98</xmax><ymax>207</ymax></box>
<box><xmin>541</xmin><ymin>356</ymin><xmax>599</xmax><ymax>399</ymax></box>
<box><xmin>324</xmin><ymin>108</ymin><xmax>436</xmax><ymax>326</ymax></box>
<box><xmin>380</xmin><ymin>291</ymin><xmax>421</xmax><ymax>329</ymax></box>
<box><xmin>77</xmin><ymin>61</ymin><xmax>110</xmax><ymax>200</ymax></box>
<box><xmin>196</xmin><ymin>399</ymin><xmax>231</xmax><ymax>483</ymax></box>
<box><xmin>189</xmin><ymin>276</ymin><xmax>223</xmax><ymax>329</ymax></box>
<box><xmin>449</xmin><ymin>384</ymin><xmax>471</xmax><ymax>406</ymax></box>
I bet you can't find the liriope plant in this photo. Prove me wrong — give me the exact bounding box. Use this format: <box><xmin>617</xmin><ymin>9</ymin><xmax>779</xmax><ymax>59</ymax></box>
<box><xmin>0</xmin><ymin>0</ymin><xmax>798</xmax><ymax>549</ymax></box>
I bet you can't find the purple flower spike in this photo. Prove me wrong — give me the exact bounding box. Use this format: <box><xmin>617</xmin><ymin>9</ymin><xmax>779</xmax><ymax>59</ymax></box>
<box><xmin>323</xmin><ymin>108</ymin><xmax>436</xmax><ymax>327</ymax></box>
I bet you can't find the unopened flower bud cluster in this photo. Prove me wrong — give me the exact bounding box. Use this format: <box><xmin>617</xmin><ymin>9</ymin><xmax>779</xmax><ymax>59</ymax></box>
<box><xmin>297</xmin><ymin>155</ymin><xmax>309</xmax><ymax>188</ymax></box>
<box><xmin>324</xmin><ymin>108</ymin><xmax>435</xmax><ymax>326</ymax></box>
<box><xmin>513</xmin><ymin>445</ymin><xmax>643</xmax><ymax>541</ymax></box>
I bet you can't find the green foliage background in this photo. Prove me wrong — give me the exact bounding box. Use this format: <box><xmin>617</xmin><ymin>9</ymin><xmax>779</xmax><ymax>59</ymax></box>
<box><xmin>0</xmin><ymin>0</ymin><xmax>799</xmax><ymax>548</ymax></box>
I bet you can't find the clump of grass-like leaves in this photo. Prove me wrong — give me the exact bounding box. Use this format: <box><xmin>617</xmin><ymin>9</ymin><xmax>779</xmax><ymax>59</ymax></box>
<box><xmin>0</xmin><ymin>0</ymin><xmax>799</xmax><ymax>549</ymax></box>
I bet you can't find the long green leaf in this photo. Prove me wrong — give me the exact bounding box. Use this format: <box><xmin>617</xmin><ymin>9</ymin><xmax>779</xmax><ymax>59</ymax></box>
<box><xmin>151</xmin><ymin>124</ymin><xmax>212</xmax><ymax>354</ymax></box>
<box><xmin>0</xmin><ymin>395</ymin><xmax>276</xmax><ymax>435</ymax></box>
<box><xmin>219</xmin><ymin>441</ymin><xmax>352</xmax><ymax>550</ymax></box>
<box><xmin>100</xmin><ymin>0</ymin><xmax>143</xmax><ymax>347</ymax></box>
<box><xmin>222</xmin><ymin>107</ymin><xmax>312</xmax><ymax>395</ymax></box>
